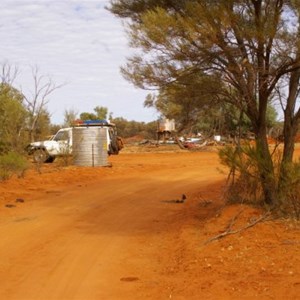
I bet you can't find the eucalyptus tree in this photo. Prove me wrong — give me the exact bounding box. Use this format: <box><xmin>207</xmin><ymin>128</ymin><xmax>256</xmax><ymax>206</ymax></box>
<box><xmin>109</xmin><ymin>0</ymin><xmax>300</xmax><ymax>207</ymax></box>
<box><xmin>63</xmin><ymin>108</ymin><xmax>79</xmax><ymax>127</ymax></box>
<box><xmin>79</xmin><ymin>106</ymin><xmax>109</xmax><ymax>121</ymax></box>
<box><xmin>0</xmin><ymin>83</ymin><xmax>28</xmax><ymax>153</ymax></box>
<box><xmin>0</xmin><ymin>63</ymin><xmax>28</xmax><ymax>152</ymax></box>
<box><xmin>144</xmin><ymin>72</ymin><xmax>225</xmax><ymax>132</ymax></box>
<box><xmin>23</xmin><ymin>66</ymin><xmax>63</xmax><ymax>142</ymax></box>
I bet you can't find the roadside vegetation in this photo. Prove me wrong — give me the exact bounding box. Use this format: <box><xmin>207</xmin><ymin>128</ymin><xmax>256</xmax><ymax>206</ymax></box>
<box><xmin>0</xmin><ymin>152</ymin><xmax>28</xmax><ymax>181</ymax></box>
<box><xmin>109</xmin><ymin>0</ymin><xmax>300</xmax><ymax>217</ymax></box>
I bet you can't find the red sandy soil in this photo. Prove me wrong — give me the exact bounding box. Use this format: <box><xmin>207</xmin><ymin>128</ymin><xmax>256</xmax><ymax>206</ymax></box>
<box><xmin>0</xmin><ymin>146</ymin><xmax>299</xmax><ymax>300</ymax></box>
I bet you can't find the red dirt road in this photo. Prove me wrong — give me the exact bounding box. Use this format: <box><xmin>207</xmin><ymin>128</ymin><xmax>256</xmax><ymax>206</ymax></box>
<box><xmin>0</xmin><ymin>149</ymin><xmax>299</xmax><ymax>300</ymax></box>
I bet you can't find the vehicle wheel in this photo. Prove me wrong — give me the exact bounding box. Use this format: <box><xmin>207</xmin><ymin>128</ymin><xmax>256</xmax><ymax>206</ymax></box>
<box><xmin>108</xmin><ymin>144</ymin><xmax>114</xmax><ymax>156</ymax></box>
<box><xmin>117</xmin><ymin>137</ymin><xmax>124</xmax><ymax>151</ymax></box>
<box><xmin>110</xmin><ymin>136</ymin><xmax>119</xmax><ymax>154</ymax></box>
<box><xmin>45</xmin><ymin>156</ymin><xmax>55</xmax><ymax>163</ymax></box>
<box><xmin>33</xmin><ymin>149</ymin><xmax>50</xmax><ymax>163</ymax></box>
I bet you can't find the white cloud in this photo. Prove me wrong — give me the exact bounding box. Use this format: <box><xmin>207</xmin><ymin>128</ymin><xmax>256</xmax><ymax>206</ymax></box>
<box><xmin>0</xmin><ymin>0</ymin><xmax>158</xmax><ymax>124</ymax></box>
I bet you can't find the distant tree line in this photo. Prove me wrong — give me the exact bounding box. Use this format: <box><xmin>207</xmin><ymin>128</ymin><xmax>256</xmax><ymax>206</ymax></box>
<box><xmin>0</xmin><ymin>63</ymin><xmax>61</xmax><ymax>154</ymax></box>
<box><xmin>63</xmin><ymin>106</ymin><xmax>158</xmax><ymax>140</ymax></box>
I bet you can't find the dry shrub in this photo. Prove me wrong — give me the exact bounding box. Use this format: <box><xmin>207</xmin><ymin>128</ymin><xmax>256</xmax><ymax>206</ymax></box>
<box><xmin>219</xmin><ymin>144</ymin><xmax>264</xmax><ymax>206</ymax></box>
<box><xmin>219</xmin><ymin>144</ymin><xmax>300</xmax><ymax>219</ymax></box>
<box><xmin>0</xmin><ymin>152</ymin><xmax>29</xmax><ymax>180</ymax></box>
<box><xmin>57</xmin><ymin>151</ymin><xmax>73</xmax><ymax>167</ymax></box>
<box><xmin>279</xmin><ymin>161</ymin><xmax>300</xmax><ymax>220</ymax></box>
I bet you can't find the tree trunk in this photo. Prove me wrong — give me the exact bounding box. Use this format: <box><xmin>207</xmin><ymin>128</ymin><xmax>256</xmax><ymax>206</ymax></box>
<box><xmin>277</xmin><ymin>113</ymin><xmax>298</xmax><ymax>204</ymax></box>
<box><xmin>282</xmin><ymin>117</ymin><xmax>297</xmax><ymax>164</ymax></box>
<box><xmin>255</xmin><ymin>126</ymin><xmax>277</xmax><ymax>206</ymax></box>
<box><xmin>29</xmin><ymin>115</ymin><xmax>38</xmax><ymax>142</ymax></box>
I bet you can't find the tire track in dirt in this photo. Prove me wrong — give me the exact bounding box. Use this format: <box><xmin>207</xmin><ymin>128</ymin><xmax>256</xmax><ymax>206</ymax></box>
<box><xmin>0</xmin><ymin>152</ymin><xmax>224</xmax><ymax>300</ymax></box>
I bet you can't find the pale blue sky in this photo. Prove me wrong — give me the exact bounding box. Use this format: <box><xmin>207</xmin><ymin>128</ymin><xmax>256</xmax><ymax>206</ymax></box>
<box><xmin>0</xmin><ymin>0</ymin><xmax>158</xmax><ymax>124</ymax></box>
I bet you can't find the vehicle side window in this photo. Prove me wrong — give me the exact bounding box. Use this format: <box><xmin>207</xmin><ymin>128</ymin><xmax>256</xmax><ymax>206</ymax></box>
<box><xmin>53</xmin><ymin>131</ymin><xmax>69</xmax><ymax>141</ymax></box>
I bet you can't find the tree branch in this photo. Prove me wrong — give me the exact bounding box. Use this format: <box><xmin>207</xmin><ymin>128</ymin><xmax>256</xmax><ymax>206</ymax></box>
<box><xmin>203</xmin><ymin>209</ymin><xmax>271</xmax><ymax>245</ymax></box>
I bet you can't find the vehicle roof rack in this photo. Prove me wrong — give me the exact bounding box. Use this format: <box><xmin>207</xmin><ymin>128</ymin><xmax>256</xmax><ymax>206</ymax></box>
<box><xmin>72</xmin><ymin>119</ymin><xmax>115</xmax><ymax>127</ymax></box>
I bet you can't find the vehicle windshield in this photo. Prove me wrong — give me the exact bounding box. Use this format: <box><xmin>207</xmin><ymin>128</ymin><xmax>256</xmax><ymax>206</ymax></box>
<box><xmin>53</xmin><ymin>130</ymin><xmax>69</xmax><ymax>141</ymax></box>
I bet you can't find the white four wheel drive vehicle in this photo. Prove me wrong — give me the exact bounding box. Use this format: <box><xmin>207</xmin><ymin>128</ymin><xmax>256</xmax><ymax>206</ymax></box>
<box><xmin>26</xmin><ymin>120</ymin><xmax>123</xmax><ymax>163</ymax></box>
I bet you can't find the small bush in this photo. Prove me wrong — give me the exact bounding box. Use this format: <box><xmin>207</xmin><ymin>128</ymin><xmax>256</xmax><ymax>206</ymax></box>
<box><xmin>278</xmin><ymin>161</ymin><xmax>300</xmax><ymax>220</ymax></box>
<box><xmin>219</xmin><ymin>143</ymin><xmax>264</xmax><ymax>206</ymax></box>
<box><xmin>56</xmin><ymin>146</ymin><xmax>73</xmax><ymax>167</ymax></box>
<box><xmin>0</xmin><ymin>152</ymin><xmax>29</xmax><ymax>180</ymax></box>
<box><xmin>219</xmin><ymin>143</ymin><xmax>300</xmax><ymax>219</ymax></box>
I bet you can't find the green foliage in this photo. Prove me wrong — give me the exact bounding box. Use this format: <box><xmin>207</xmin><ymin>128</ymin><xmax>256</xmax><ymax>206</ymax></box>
<box><xmin>112</xmin><ymin>117</ymin><xmax>157</xmax><ymax>139</ymax></box>
<box><xmin>108</xmin><ymin>0</ymin><xmax>186</xmax><ymax>21</ymax></box>
<box><xmin>79</xmin><ymin>112</ymin><xmax>97</xmax><ymax>121</ymax></box>
<box><xmin>279</xmin><ymin>161</ymin><xmax>300</xmax><ymax>220</ymax></box>
<box><xmin>94</xmin><ymin>106</ymin><xmax>108</xmax><ymax>120</ymax></box>
<box><xmin>220</xmin><ymin>144</ymin><xmax>300</xmax><ymax>219</ymax></box>
<box><xmin>50</xmin><ymin>124</ymin><xmax>62</xmax><ymax>135</ymax></box>
<box><xmin>63</xmin><ymin>108</ymin><xmax>78</xmax><ymax>127</ymax></box>
<box><xmin>77</xmin><ymin>106</ymin><xmax>157</xmax><ymax>139</ymax></box>
<box><xmin>219</xmin><ymin>144</ymin><xmax>264</xmax><ymax>205</ymax></box>
<box><xmin>144</xmin><ymin>73</ymin><xmax>225</xmax><ymax>132</ymax></box>
<box><xmin>266</xmin><ymin>105</ymin><xmax>278</xmax><ymax>130</ymax></box>
<box><xmin>80</xmin><ymin>106</ymin><xmax>108</xmax><ymax>121</ymax></box>
<box><xmin>110</xmin><ymin>0</ymin><xmax>298</xmax><ymax>207</ymax></box>
<box><xmin>0</xmin><ymin>152</ymin><xmax>29</xmax><ymax>180</ymax></box>
<box><xmin>0</xmin><ymin>83</ymin><xmax>28</xmax><ymax>153</ymax></box>
<box><xmin>33</xmin><ymin>109</ymin><xmax>52</xmax><ymax>141</ymax></box>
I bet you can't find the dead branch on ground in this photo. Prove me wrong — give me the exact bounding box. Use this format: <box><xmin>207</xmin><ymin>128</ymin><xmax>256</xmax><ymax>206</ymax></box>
<box><xmin>203</xmin><ymin>209</ymin><xmax>271</xmax><ymax>245</ymax></box>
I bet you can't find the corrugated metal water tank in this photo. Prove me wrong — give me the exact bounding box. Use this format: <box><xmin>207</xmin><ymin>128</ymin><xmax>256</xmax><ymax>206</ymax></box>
<box><xmin>158</xmin><ymin>118</ymin><xmax>175</xmax><ymax>132</ymax></box>
<box><xmin>72</xmin><ymin>127</ymin><xmax>108</xmax><ymax>167</ymax></box>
